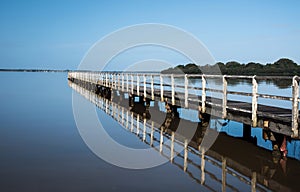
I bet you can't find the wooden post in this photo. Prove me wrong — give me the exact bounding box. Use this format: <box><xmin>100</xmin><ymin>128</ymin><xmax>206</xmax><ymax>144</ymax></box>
<box><xmin>126</xmin><ymin>74</ymin><xmax>129</xmax><ymax>92</ymax></box>
<box><xmin>202</xmin><ymin>75</ymin><xmax>206</xmax><ymax>113</ymax></box>
<box><xmin>121</xmin><ymin>107</ymin><xmax>124</xmax><ymax>125</ymax></box>
<box><xmin>111</xmin><ymin>74</ymin><xmax>114</xmax><ymax>89</ymax></box>
<box><xmin>126</xmin><ymin>110</ymin><xmax>129</xmax><ymax>129</ymax></box>
<box><xmin>105</xmin><ymin>73</ymin><xmax>108</xmax><ymax>87</ymax></box>
<box><xmin>160</xmin><ymin>128</ymin><xmax>163</xmax><ymax>153</ymax></box>
<box><xmin>222</xmin><ymin>75</ymin><xmax>227</xmax><ymax>118</ymax></box>
<box><xmin>150</xmin><ymin>121</ymin><xmax>154</xmax><ymax>146</ymax></box>
<box><xmin>201</xmin><ymin>148</ymin><xmax>205</xmax><ymax>185</ymax></box>
<box><xmin>137</xmin><ymin>75</ymin><xmax>140</xmax><ymax>96</ymax></box>
<box><xmin>171</xmin><ymin>74</ymin><xmax>175</xmax><ymax>105</ymax></box>
<box><xmin>252</xmin><ymin>76</ymin><xmax>258</xmax><ymax>127</ymax></box>
<box><xmin>131</xmin><ymin>112</ymin><xmax>134</xmax><ymax>132</ymax></box>
<box><xmin>121</xmin><ymin>73</ymin><xmax>124</xmax><ymax>92</ymax></box>
<box><xmin>136</xmin><ymin>114</ymin><xmax>140</xmax><ymax>135</ymax></box>
<box><xmin>131</xmin><ymin>74</ymin><xmax>134</xmax><ymax>94</ymax></box>
<box><xmin>105</xmin><ymin>100</ymin><xmax>108</xmax><ymax>113</ymax></box>
<box><xmin>292</xmin><ymin>76</ymin><xmax>299</xmax><ymax>138</ymax></box>
<box><xmin>184</xmin><ymin>74</ymin><xmax>189</xmax><ymax>108</ymax></box>
<box><xmin>143</xmin><ymin>118</ymin><xmax>146</xmax><ymax>141</ymax></box>
<box><xmin>143</xmin><ymin>75</ymin><xmax>147</xmax><ymax>98</ymax></box>
<box><xmin>151</xmin><ymin>75</ymin><xmax>154</xmax><ymax>100</ymax></box>
<box><xmin>160</xmin><ymin>75</ymin><xmax>164</xmax><ymax>101</ymax></box>
<box><xmin>222</xmin><ymin>157</ymin><xmax>226</xmax><ymax>192</ymax></box>
<box><xmin>118</xmin><ymin>74</ymin><xmax>120</xmax><ymax>90</ymax></box>
<box><xmin>184</xmin><ymin>139</ymin><xmax>188</xmax><ymax>172</ymax></box>
<box><xmin>170</xmin><ymin>131</ymin><xmax>174</xmax><ymax>163</ymax></box>
<box><xmin>251</xmin><ymin>172</ymin><xmax>257</xmax><ymax>192</ymax></box>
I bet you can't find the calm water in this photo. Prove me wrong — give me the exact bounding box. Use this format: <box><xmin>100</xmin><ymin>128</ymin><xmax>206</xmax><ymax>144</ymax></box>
<box><xmin>1</xmin><ymin>72</ymin><xmax>300</xmax><ymax>192</ymax></box>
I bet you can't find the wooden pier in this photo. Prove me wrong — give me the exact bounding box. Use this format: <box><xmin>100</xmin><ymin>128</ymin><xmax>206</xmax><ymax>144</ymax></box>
<box><xmin>68</xmin><ymin>79</ymin><xmax>300</xmax><ymax>192</ymax></box>
<box><xmin>68</xmin><ymin>72</ymin><xmax>300</xmax><ymax>138</ymax></box>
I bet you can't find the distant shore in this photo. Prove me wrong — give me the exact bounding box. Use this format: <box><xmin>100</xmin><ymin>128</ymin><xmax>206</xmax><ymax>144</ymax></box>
<box><xmin>161</xmin><ymin>58</ymin><xmax>300</xmax><ymax>76</ymax></box>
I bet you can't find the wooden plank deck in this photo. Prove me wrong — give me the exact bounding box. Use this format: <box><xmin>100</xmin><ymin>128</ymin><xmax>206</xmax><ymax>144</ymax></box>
<box><xmin>123</xmin><ymin>87</ymin><xmax>296</xmax><ymax>136</ymax></box>
<box><xmin>67</xmin><ymin>72</ymin><xmax>300</xmax><ymax>138</ymax></box>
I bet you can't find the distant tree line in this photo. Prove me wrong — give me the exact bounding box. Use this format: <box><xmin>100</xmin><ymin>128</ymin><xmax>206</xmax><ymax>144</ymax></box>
<box><xmin>161</xmin><ymin>58</ymin><xmax>300</xmax><ymax>76</ymax></box>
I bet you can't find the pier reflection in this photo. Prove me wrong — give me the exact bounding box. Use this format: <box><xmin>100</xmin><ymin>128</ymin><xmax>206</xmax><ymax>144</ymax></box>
<box><xmin>69</xmin><ymin>80</ymin><xmax>300</xmax><ymax>192</ymax></box>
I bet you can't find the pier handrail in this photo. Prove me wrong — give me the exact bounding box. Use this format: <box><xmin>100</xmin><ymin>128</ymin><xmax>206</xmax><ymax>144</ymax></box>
<box><xmin>68</xmin><ymin>72</ymin><xmax>300</xmax><ymax>138</ymax></box>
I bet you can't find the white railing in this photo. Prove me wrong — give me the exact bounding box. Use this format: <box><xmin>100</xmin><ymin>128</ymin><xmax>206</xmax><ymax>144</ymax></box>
<box><xmin>68</xmin><ymin>72</ymin><xmax>300</xmax><ymax>138</ymax></box>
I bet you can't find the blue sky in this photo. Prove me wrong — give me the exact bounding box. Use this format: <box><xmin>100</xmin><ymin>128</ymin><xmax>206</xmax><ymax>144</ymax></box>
<box><xmin>0</xmin><ymin>0</ymin><xmax>299</xmax><ymax>69</ymax></box>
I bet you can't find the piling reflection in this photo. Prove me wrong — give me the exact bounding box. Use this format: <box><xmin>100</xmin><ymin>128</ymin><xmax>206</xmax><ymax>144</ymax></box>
<box><xmin>69</xmin><ymin>79</ymin><xmax>300</xmax><ymax>192</ymax></box>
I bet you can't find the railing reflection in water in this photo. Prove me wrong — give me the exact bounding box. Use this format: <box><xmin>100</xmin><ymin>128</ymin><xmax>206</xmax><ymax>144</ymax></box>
<box><xmin>69</xmin><ymin>80</ymin><xmax>280</xmax><ymax>192</ymax></box>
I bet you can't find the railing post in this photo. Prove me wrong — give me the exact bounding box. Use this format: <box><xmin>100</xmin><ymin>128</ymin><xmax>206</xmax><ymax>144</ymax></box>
<box><xmin>171</xmin><ymin>74</ymin><xmax>175</xmax><ymax>105</ymax></box>
<box><xmin>117</xmin><ymin>74</ymin><xmax>120</xmax><ymax>90</ymax></box>
<box><xmin>126</xmin><ymin>110</ymin><xmax>129</xmax><ymax>129</ymax></box>
<box><xmin>170</xmin><ymin>131</ymin><xmax>174</xmax><ymax>163</ymax></box>
<box><xmin>131</xmin><ymin>74</ymin><xmax>134</xmax><ymax>94</ymax></box>
<box><xmin>105</xmin><ymin>73</ymin><xmax>108</xmax><ymax>87</ymax></box>
<box><xmin>136</xmin><ymin>114</ymin><xmax>140</xmax><ymax>135</ymax></box>
<box><xmin>137</xmin><ymin>75</ymin><xmax>140</xmax><ymax>96</ymax></box>
<box><xmin>116</xmin><ymin>74</ymin><xmax>118</xmax><ymax>90</ymax></box>
<box><xmin>111</xmin><ymin>74</ymin><xmax>114</xmax><ymax>88</ymax></box>
<box><xmin>151</xmin><ymin>75</ymin><xmax>154</xmax><ymax>100</ymax></box>
<box><xmin>292</xmin><ymin>76</ymin><xmax>299</xmax><ymax>138</ymax></box>
<box><xmin>202</xmin><ymin>75</ymin><xmax>206</xmax><ymax>113</ymax></box>
<box><xmin>251</xmin><ymin>172</ymin><xmax>257</xmax><ymax>192</ymax></box>
<box><xmin>160</xmin><ymin>128</ymin><xmax>163</xmax><ymax>153</ymax></box>
<box><xmin>143</xmin><ymin>118</ymin><xmax>146</xmax><ymax>141</ymax></box>
<box><xmin>201</xmin><ymin>148</ymin><xmax>205</xmax><ymax>185</ymax></box>
<box><xmin>222</xmin><ymin>157</ymin><xmax>226</xmax><ymax>192</ymax></box>
<box><xmin>130</xmin><ymin>112</ymin><xmax>134</xmax><ymax>132</ymax></box>
<box><xmin>184</xmin><ymin>139</ymin><xmax>188</xmax><ymax>172</ymax></box>
<box><xmin>126</xmin><ymin>74</ymin><xmax>129</xmax><ymax>92</ymax></box>
<box><xmin>143</xmin><ymin>75</ymin><xmax>147</xmax><ymax>98</ymax></box>
<box><xmin>184</xmin><ymin>74</ymin><xmax>189</xmax><ymax>108</ymax></box>
<box><xmin>160</xmin><ymin>75</ymin><xmax>164</xmax><ymax>101</ymax></box>
<box><xmin>121</xmin><ymin>73</ymin><xmax>124</xmax><ymax>92</ymax></box>
<box><xmin>150</xmin><ymin>121</ymin><xmax>154</xmax><ymax>146</ymax></box>
<box><xmin>222</xmin><ymin>75</ymin><xmax>227</xmax><ymax>118</ymax></box>
<box><xmin>252</xmin><ymin>76</ymin><xmax>258</xmax><ymax>127</ymax></box>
